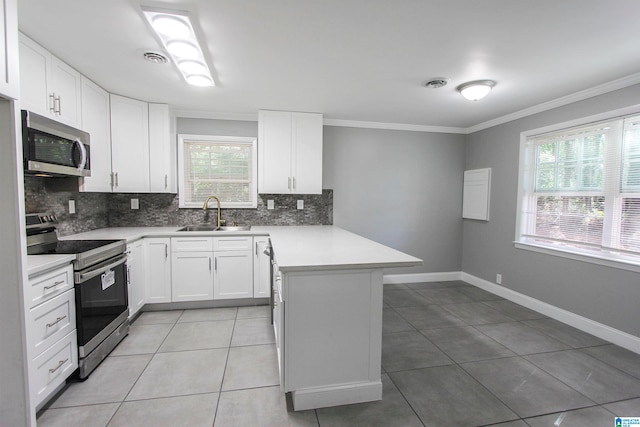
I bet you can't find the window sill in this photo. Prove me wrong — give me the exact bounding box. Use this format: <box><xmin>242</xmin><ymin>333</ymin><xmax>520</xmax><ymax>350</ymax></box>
<box><xmin>514</xmin><ymin>240</ymin><xmax>640</xmax><ymax>274</ymax></box>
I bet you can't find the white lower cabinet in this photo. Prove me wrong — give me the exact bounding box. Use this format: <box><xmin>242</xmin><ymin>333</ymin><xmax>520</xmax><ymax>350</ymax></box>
<box><xmin>171</xmin><ymin>252</ymin><xmax>214</xmax><ymax>301</ymax></box>
<box><xmin>213</xmin><ymin>236</ymin><xmax>253</xmax><ymax>300</ymax></box>
<box><xmin>127</xmin><ymin>240</ymin><xmax>146</xmax><ymax>318</ymax></box>
<box><xmin>26</xmin><ymin>263</ymin><xmax>78</xmax><ymax>411</ymax></box>
<box><xmin>144</xmin><ymin>238</ymin><xmax>172</xmax><ymax>303</ymax></box>
<box><xmin>254</xmin><ymin>237</ymin><xmax>271</xmax><ymax>298</ymax></box>
<box><xmin>31</xmin><ymin>330</ymin><xmax>78</xmax><ymax>407</ymax></box>
<box><xmin>143</xmin><ymin>236</ymin><xmax>265</xmax><ymax>304</ymax></box>
<box><xmin>273</xmin><ymin>268</ymin><xmax>284</xmax><ymax>386</ymax></box>
<box><xmin>214</xmin><ymin>250</ymin><xmax>253</xmax><ymax>299</ymax></box>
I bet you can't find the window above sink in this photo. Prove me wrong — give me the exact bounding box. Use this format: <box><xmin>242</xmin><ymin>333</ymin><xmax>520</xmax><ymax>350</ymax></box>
<box><xmin>177</xmin><ymin>134</ymin><xmax>258</xmax><ymax>209</ymax></box>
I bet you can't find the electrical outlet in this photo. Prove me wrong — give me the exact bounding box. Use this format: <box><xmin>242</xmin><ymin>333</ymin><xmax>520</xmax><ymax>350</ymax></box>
<box><xmin>131</xmin><ymin>198</ymin><xmax>139</xmax><ymax>210</ymax></box>
<box><xmin>496</xmin><ymin>274</ymin><xmax>502</xmax><ymax>285</ymax></box>
<box><xmin>267</xmin><ymin>200</ymin><xmax>275</xmax><ymax>210</ymax></box>
<box><xmin>68</xmin><ymin>200</ymin><xmax>76</xmax><ymax>214</ymax></box>
<box><xmin>297</xmin><ymin>200</ymin><xmax>304</xmax><ymax>210</ymax></box>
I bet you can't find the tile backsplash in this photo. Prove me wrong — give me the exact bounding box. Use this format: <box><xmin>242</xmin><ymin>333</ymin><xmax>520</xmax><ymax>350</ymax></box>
<box><xmin>24</xmin><ymin>176</ymin><xmax>333</xmax><ymax>236</ymax></box>
<box><xmin>24</xmin><ymin>177</ymin><xmax>109</xmax><ymax>236</ymax></box>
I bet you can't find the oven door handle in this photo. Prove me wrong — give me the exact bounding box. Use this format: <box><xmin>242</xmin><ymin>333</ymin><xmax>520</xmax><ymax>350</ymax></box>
<box><xmin>75</xmin><ymin>254</ymin><xmax>127</xmax><ymax>284</ymax></box>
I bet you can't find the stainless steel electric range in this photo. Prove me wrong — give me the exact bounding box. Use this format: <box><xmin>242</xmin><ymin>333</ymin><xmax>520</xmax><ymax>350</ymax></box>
<box><xmin>26</xmin><ymin>213</ymin><xmax>130</xmax><ymax>379</ymax></box>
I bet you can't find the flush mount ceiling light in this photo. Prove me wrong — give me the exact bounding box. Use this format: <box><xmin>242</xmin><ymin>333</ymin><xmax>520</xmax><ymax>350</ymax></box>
<box><xmin>142</xmin><ymin>6</ymin><xmax>214</xmax><ymax>87</ymax></box>
<box><xmin>458</xmin><ymin>80</ymin><xmax>495</xmax><ymax>101</ymax></box>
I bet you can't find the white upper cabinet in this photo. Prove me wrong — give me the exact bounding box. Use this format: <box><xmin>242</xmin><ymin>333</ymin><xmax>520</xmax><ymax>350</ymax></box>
<box><xmin>258</xmin><ymin>110</ymin><xmax>323</xmax><ymax>194</ymax></box>
<box><xmin>291</xmin><ymin>112</ymin><xmax>323</xmax><ymax>194</ymax></box>
<box><xmin>50</xmin><ymin>57</ymin><xmax>82</xmax><ymax>126</ymax></box>
<box><xmin>110</xmin><ymin>94</ymin><xmax>150</xmax><ymax>192</ymax></box>
<box><xmin>149</xmin><ymin>103</ymin><xmax>175</xmax><ymax>193</ymax></box>
<box><xmin>79</xmin><ymin>77</ymin><xmax>112</xmax><ymax>192</ymax></box>
<box><xmin>19</xmin><ymin>33</ymin><xmax>82</xmax><ymax>128</ymax></box>
<box><xmin>0</xmin><ymin>0</ymin><xmax>19</xmax><ymax>99</ymax></box>
<box><xmin>108</xmin><ymin>96</ymin><xmax>174</xmax><ymax>193</ymax></box>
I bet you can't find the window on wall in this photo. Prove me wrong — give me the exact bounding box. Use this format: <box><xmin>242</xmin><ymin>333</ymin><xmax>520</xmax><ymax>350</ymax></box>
<box><xmin>177</xmin><ymin>134</ymin><xmax>258</xmax><ymax>208</ymax></box>
<box><xmin>516</xmin><ymin>110</ymin><xmax>640</xmax><ymax>270</ymax></box>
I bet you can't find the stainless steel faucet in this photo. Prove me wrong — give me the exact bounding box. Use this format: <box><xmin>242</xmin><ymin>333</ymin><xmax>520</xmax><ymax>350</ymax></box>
<box><xmin>202</xmin><ymin>195</ymin><xmax>223</xmax><ymax>228</ymax></box>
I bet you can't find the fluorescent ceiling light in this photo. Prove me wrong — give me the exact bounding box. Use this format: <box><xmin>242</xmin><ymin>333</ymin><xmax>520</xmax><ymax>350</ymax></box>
<box><xmin>458</xmin><ymin>80</ymin><xmax>495</xmax><ymax>101</ymax></box>
<box><xmin>167</xmin><ymin>41</ymin><xmax>199</xmax><ymax>59</ymax></box>
<box><xmin>179</xmin><ymin>61</ymin><xmax>208</xmax><ymax>75</ymax></box>
<box><xmin>152</xmin><ymin>16</ymin><xmax>190</xmax><ymax>38</ymax></box>
<box><xmin>186</xmin><ymin>75</ymin><xmax>214</xmax><ymax>86</ymax></box>
<box><xmin>142</xmin><ymin>7</ymin><xmax>215</xmax><ymax>87</ymax></box>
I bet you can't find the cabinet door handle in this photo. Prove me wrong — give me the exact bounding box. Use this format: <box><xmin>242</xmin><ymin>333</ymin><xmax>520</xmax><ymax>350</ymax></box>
<box><xmin>49</xmin><ymin>359</ymin><xmax>68</xmax><ymax>374</ymax></box>
<box><xmin>255</xmin><ymin>242</ymin><xmax>258</xmax><ymax>256</ymax></box>
<box><xmin>43</xmin><ymin>280</ymin><xmax>65</xmax><ymax>291</ymax></box>
<box><xmin>214</xmin><ymin>257</ymin><xmax>218</xmax><ymax>272</ymax></box>
<box><xmin>209</xmin><ymin>257</ymin><xmax>212</xmax><ymax>272</ymax></box>
<box><xmin>165</xmin><ymin>244</ymin><xmax>168</xmax><ymax>259</ymax></box>
<box><xmin>46</xmin><ymin>315</ymin><xmax>67</xmax><ymax>328</ymax></box>
<box><xmin>288</xmin><ymin>177</ymin><xmax>291</xmax><ymax>190</ymax></box>
<box><xmin>165</xmin><ymin>174</ymin><xmax>168</xmax><ymax>189</ymax></box>
<box><xmin>49</xmin><ymin>93</ymin><xmax>56</xmax><ymax>113</ymax></box>
<box><xmin>115</xmin><ymin>172</ymin><xmax>119</xmax><ymax>187</ymax></box>
<box><xmin>55</xmin><ymin>95</ymin><xmax>62</xmax><ymax>115</ymax></box>
<box><xmin>292</xmin><ymin>176</ymin><xmax>296</xmax><ymax>190</ymax></box>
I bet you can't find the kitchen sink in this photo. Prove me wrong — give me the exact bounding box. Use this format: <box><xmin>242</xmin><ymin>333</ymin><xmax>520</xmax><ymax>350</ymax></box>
<box><xmin>177</xmin><ymin>225</ymin><xmax>251</xmax><ymax>232</ymax></box>
<box><xmin>218</xmin><ymin>225</ymin><xmax>251</xmax><ymax>231</ymax></box>
<box><xmin>177</xmin><ymin>225</ymin><xmax>217</xmax><ymax>232</ymax></box>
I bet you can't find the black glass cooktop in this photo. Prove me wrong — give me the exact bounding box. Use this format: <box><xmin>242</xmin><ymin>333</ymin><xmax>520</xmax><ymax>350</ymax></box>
<box><xmin>49</xmin><ymin>239</ymin><xmax>122</xmax><ymax>254</ymax></box>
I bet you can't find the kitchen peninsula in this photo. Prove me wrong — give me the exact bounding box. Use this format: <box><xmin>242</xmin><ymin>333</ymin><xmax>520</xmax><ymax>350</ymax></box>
<box><xmin>49</xmin><ymin>225</ymin><xmax>422</xmax><ymax>410</ymax></box>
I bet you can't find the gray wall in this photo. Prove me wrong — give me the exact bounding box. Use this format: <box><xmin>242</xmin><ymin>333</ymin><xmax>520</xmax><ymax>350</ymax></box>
<box><xmin>323</xmin><ymin>126</ymin><xmax>466</xmax><ymax>274</ymax></box>
<box><xmin>462</xmin><ymin>83</ymin><xmax>640</xmax><ymax>338</ymax></box>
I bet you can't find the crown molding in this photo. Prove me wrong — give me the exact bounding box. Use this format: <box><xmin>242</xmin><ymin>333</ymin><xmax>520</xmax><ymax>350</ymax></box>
<box><xmin>173</xmin><ymin>73</ymin><xmax>640</xmax><ymax>135</ymax></box>
<box><xmin>321</xmin><ymin>118</ymin><xmax>466</xmax><ymax>134</ymax></box>
<box><xmin>466</xmin><ymin>72</ymin><xmax>640</xmax><ymax>134</ymax></box>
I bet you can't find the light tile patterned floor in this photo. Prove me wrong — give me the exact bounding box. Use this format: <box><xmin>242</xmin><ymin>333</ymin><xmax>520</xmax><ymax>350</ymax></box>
<box><xmin>38</xmin><ymin>282</ymin><xmax>640</xmax><ymax>426</ymax></box>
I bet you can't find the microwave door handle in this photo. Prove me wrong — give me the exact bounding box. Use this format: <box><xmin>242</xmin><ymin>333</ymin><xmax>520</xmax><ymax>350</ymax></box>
<box><xmin>74</xmin><ymin>139</ymin><xmax>87</xmax><ymax>169</ymax></box>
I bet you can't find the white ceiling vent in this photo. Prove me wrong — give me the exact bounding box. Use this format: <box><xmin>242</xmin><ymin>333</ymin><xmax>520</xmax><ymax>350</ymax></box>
<box><xmin>424</xmin><ymin>78</ymin><xmax>449</xmax><ymax>89</ymax></box>
<box><xmin>143</xmin><ymin>51</ymin><xmax>168</xmax><ymax>64</ymax></box>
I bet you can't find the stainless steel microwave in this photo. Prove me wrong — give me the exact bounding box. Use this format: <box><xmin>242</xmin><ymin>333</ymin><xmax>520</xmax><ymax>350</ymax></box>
<box><xmin>22</xmin><ymin>110</ymin><xmax>91</xmax><ymax>177</ymax></box>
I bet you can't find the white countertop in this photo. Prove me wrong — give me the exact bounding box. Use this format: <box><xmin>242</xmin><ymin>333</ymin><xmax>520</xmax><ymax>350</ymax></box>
<box><xmin>56</xmin><ymin>225</ymin><xmax>422</xmax><ymax>273</ymax></box>
<box><xmin>60</xmin><ymin>226</ymin><xmax>269</xmax><ymax>242</ymax></box>
<box><xmin>27</xmin><ymin>254</ymin><xmax>76</xmax><ymax>277</ymax></box>
<box><xmin>266</xmin><ymin>226</ymin><xmax>422</xmax><ymax>272</ymax></box>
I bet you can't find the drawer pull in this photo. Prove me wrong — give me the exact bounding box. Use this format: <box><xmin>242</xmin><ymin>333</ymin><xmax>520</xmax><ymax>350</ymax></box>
<box><xmin>49</xmin><ymin>358</ymin><xmax>68</xmax><ymax>374</ymax></box>
<box><xmin>46</xmin><ymin>316</ymin><xmax>67</xmax><ymax>328</ymax></box>
<box><xmin>43</xmin><ymin>280</ymin><xmax>65</xmax><ymax>291</ymax></box>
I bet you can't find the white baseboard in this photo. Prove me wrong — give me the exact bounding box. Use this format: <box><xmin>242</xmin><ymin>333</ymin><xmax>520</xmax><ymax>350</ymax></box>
<box><xmin>291</xmin><ymin>380</ymin><xmax>382</xmax><ymax>411</ymax></box>
<box><xmin>461</xmin><ymin>272</ymin><xmax>640</xmax><ymax>355</ymax></box>
<box><xmin>382</xmin><ymin>270</ymin><xmax>640</xmax><ymax>354</ymax></box>
<box><xmin>383</xmin><ymin>271</ymin><xmax>462</xmax><ymax>284</ymax></box>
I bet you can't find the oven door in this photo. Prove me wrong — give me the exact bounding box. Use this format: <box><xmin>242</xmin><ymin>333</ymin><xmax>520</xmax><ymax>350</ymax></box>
<box><xmin>74</xmin><ymin>254</ymin><xmax>128</xmax><ymax>357</ymax></box>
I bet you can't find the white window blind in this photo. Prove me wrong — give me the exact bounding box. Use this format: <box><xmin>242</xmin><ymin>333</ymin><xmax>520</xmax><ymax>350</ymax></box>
<box><xmin>177</xmin><ymin>135</ymin><xmax>257</xmax><ymax>208</ymax></box>
<box><xmin>517</xmin><ymin>113</ymin><xmax>640</xmax><ymax>265</ymax></box>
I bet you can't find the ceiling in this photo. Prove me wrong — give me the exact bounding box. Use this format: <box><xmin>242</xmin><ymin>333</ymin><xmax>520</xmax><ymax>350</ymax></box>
<box><xmin>17</xmin><ymin>0</ymin><xmax>640</xmax><ymax>132</ymax></box>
